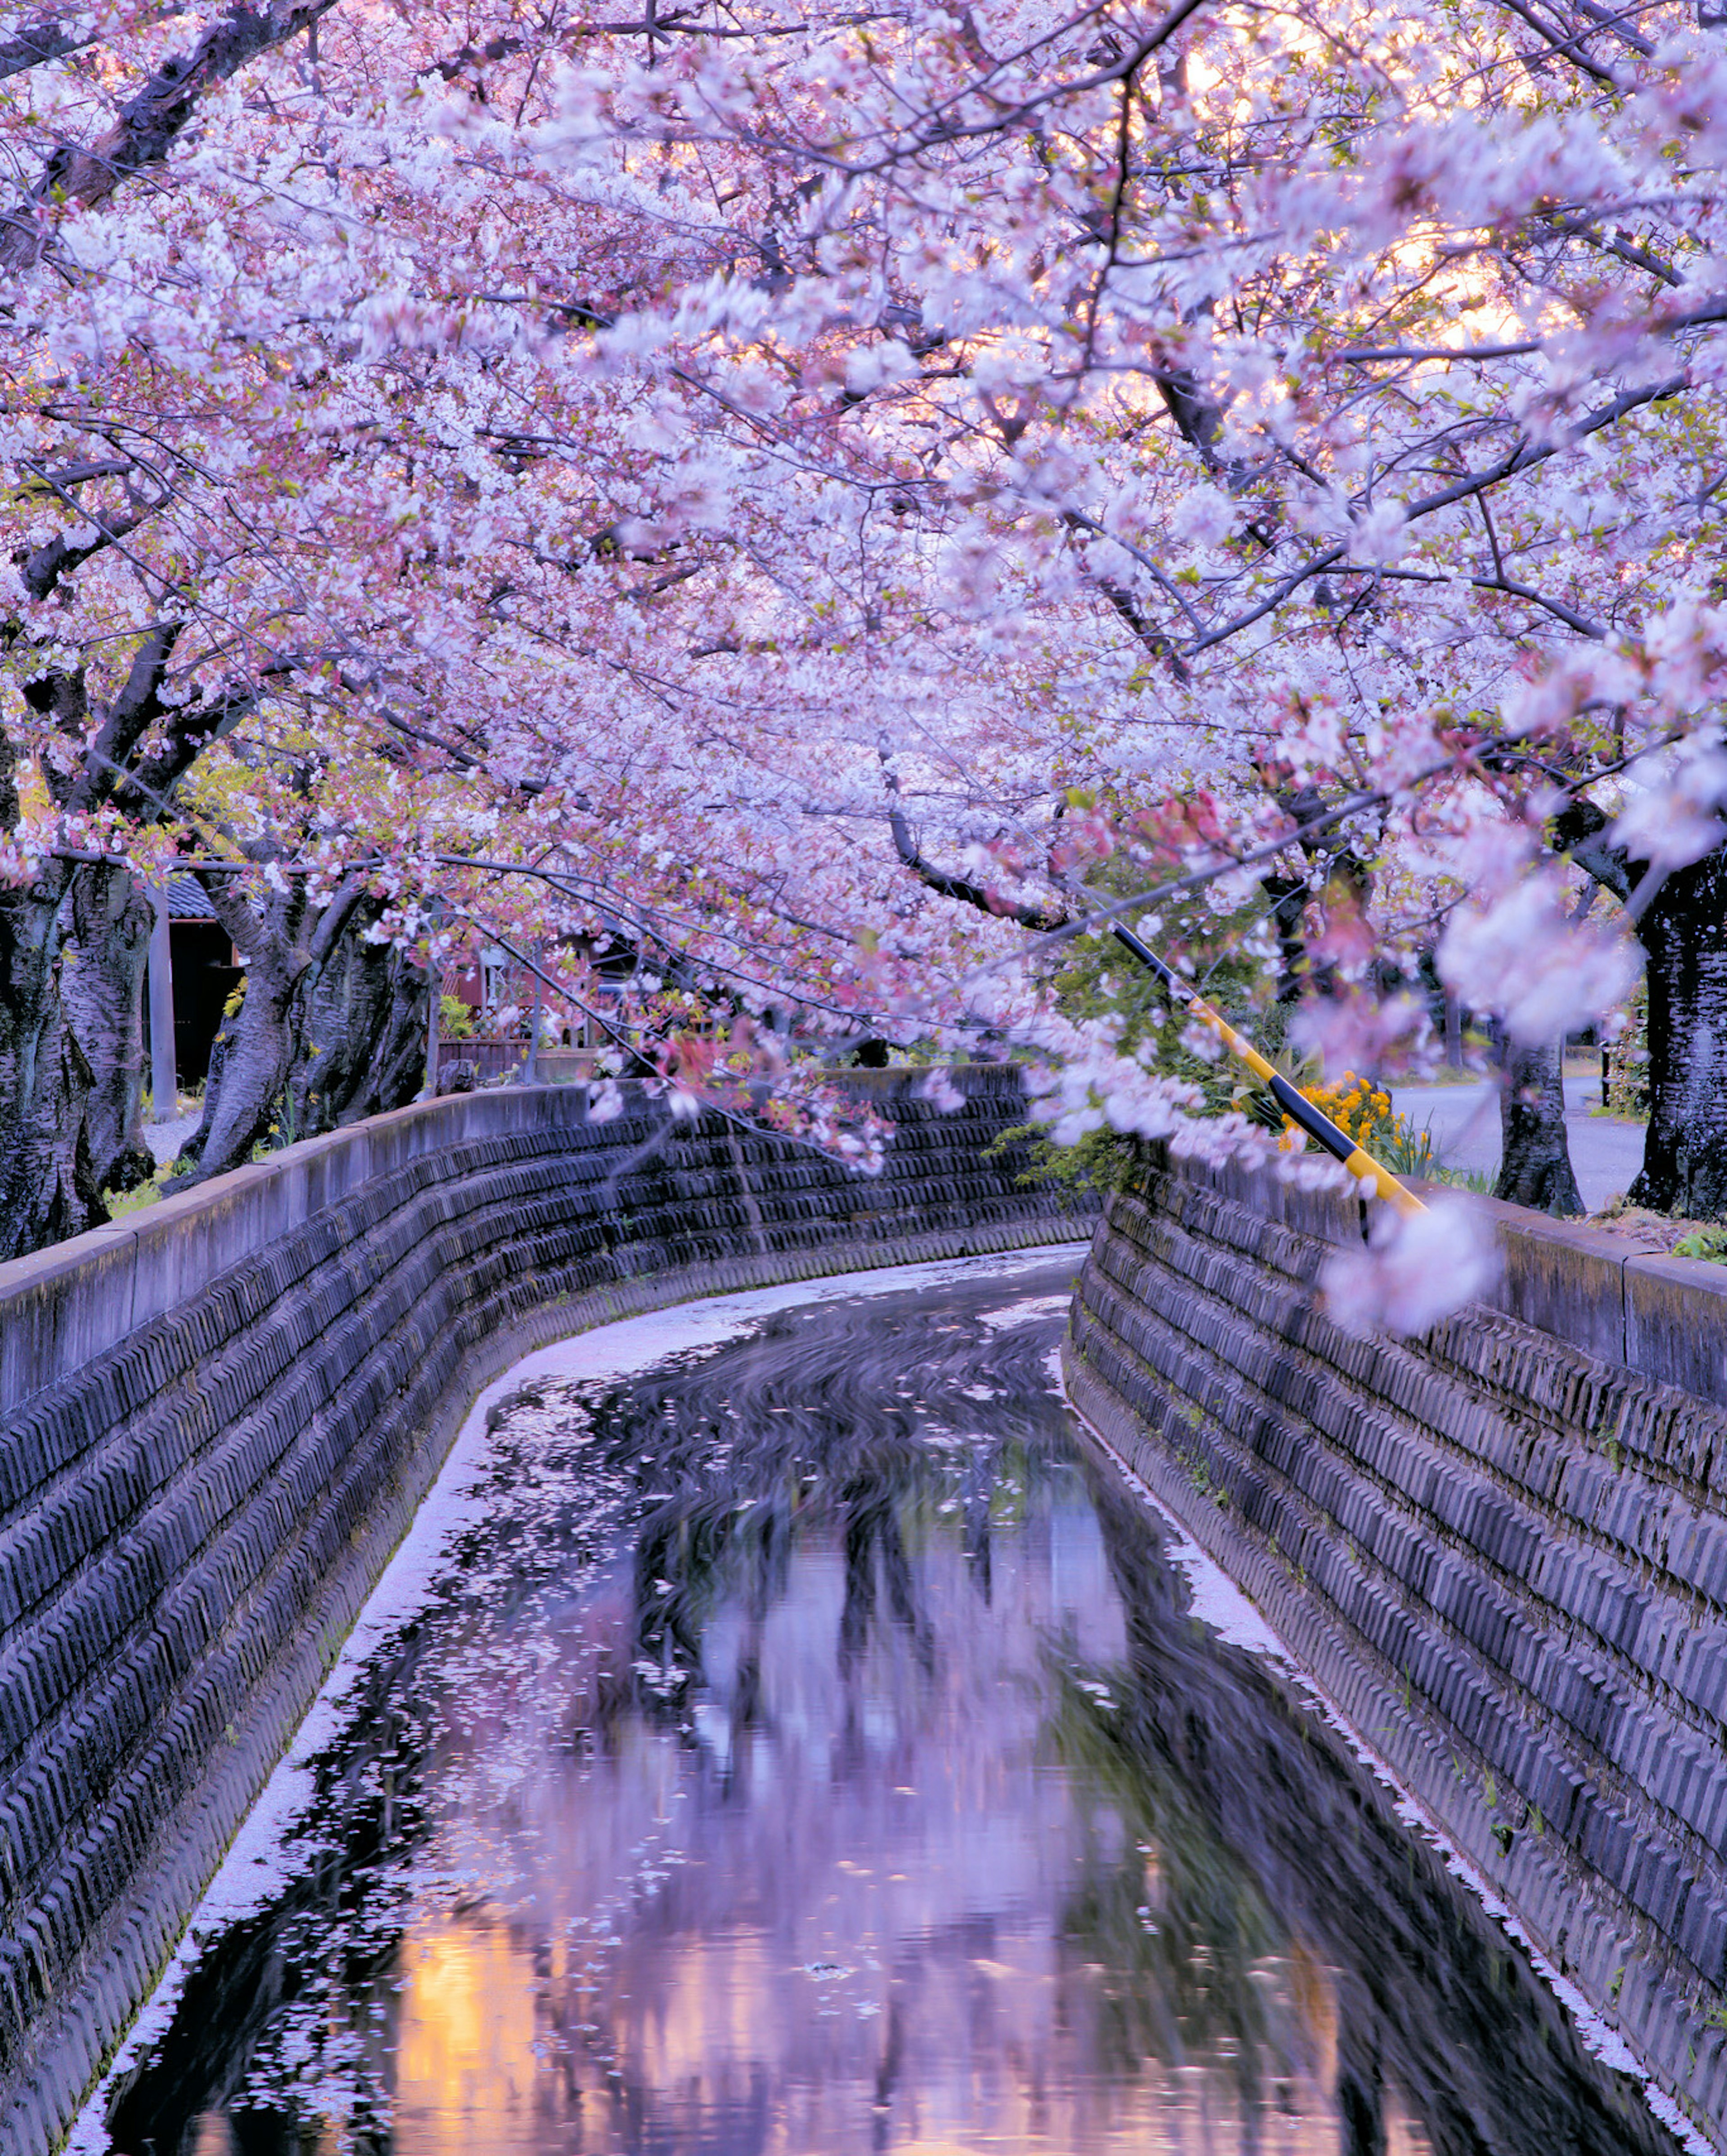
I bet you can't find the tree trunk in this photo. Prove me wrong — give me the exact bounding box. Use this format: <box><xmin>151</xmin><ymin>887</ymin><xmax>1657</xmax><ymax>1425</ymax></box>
<box><xmin>174</xmin><ymin>881</ymin><xmax>308</xmax><ymax>1181</ymax></box>
<box><xmin>285</xmin><ymin>908</ymin><xmax>430</xmax><ymax>1135</ymax></box>
<box><xmin>177</xmin><ymin>943</ymin><xmax>305</xmax><ymax>1179</ymax></box>
<box><xmin>59</xmin><ymin>862</ymin><xmax>157</xmax><ymax>1195</ymax></box>
<box><xmin>175</xmin><ymin>871</ymin><xmax>412</xmax><ymax>1183</ymax></box>
<box><xmin>1444</xmin><ymin>989</ymin><xmax>1463</xmax><ymax>1070</ymax></box>
<box><xmin>0</xmin><ymin>826</ymin><xmax>106</xmax><ymax>1258</ymax></box>
<box><xmin>354</xmin><ymin>948</ymin><xmax>431</xmax><ymax>1118</ymax></box>
<box><xmin>1494</xmin><ymin>1036</ymin><xmax>1584</xmax><ymax>1216</ymax></box>
<box><xmin>1260</xmin><ymin>873</ymin><xmax>1309</xmax><ymax>1004</ymax></box>
<box><xmin>1628</xmin><ymin>844</ymin><xmax>1727</xmax><ymax>1218</ymax></box>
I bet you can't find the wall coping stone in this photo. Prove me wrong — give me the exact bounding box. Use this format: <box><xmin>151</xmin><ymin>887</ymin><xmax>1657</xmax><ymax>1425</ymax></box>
<box><xmin>0</xmin><ymin>1072</ymin><xmax>1033</xmax><ymax>1423</ymax></box>
<box><xmin>0</xmin><ymin>1087</ymin><xmax>593</xmax><ymax>1419</ymax></box>
<box><xmin>1625</xmin><ymin>1253</ymin><xmax>1727</xmax><ymax>1415</ymax></box>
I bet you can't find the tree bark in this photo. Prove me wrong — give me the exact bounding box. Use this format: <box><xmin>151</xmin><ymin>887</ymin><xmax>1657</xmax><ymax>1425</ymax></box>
<box><xmin>174</xmin><ymin>878</ymin><xmax>309</xmax><ymax>1179</ymax></box>
<box><xmin>286</xmin><ymin>910</ymin><xmax>430</xmax><ymax>1135</ymax></box>
<box><xmin>1494</xmin><ymin>1035</ymin><xmax>1584</xmax><ymax>1215</ymax></box>
<box><xmin>58</xmin><ymin>862</ymin><xmax>157</xmax><ymax>1195</ymax></box>
<box><xmin>1260</xmin><ymin>873</ymin><xmax>1308</xmax><ymax>1004</ymax></box>
<box><xmin>0</xmin><ymin>712</ymin><xmax>103</xmax><ymax>1253</ymax></box>
<box><xmin>0</xmin><ymin>856</ymin><xmax>105</xmax><ymax>1258</ymax></box>
<box><xmin>1626</xmin><ymin>844</ymin><xmax>1727</xmax><ymax>1217</ymax></box>
<box><xmin>175</xmin><ymin>870</ymin><xmax>412</xmax><ymax>1182</ymax></box>
<box><xmin>1555</xmin><ymin>805</ymin><xmax>1727</xmax><ymax>1220</ymax></box>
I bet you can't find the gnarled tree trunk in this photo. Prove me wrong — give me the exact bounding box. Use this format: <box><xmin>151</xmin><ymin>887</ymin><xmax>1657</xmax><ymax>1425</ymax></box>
<box><xmin>1627</xmin><ymin>844</ymin><xmax>1727</xmax><ymax>1218</ymax></box>
<box><xmin>175</xmin><ymin>879</ymin><xmax>309</xmax><ymax>1180</ymax></box>
<box><xmin>286</xmin><ymin>904</ymin><xmax>430</xmax><ymax>1136</ymax></box>
<box><xmin>0</xmin><ymin>769</ymin><xmax>103</xmax><ymax>1257</ymax></box>
<box><xmin>1494</xmin><ymin>1035</ymin><xmax>1584</xmax><ymax>1216</ymax></box>
<box><xmin>176</xmin><ymin>871</ymin><xmax>424</xmax><ymax>1184</ymax></box>
<box><xmin>59</xmin><ymin>862</ymin><xmax>157</xmax><ymax>1196</ymax></box>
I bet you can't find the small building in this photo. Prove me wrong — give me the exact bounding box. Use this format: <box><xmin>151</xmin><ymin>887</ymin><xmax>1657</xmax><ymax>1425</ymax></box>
<box><xmin>144</xmin><ymin>875</ymin><xmax>245</xmax><ymax>1087</ymax></box>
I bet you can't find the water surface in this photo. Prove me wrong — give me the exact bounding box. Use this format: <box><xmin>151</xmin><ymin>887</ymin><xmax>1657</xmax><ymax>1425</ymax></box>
<box><xmin>97</xmin><ymin>1260</ymin><xmax>1678</xmax><ymax>2156</ymax></box>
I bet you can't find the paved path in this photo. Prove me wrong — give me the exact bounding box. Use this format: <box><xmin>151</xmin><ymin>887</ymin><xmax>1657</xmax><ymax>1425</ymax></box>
<box><xmin>1390</xmin><ymin>1077</ymin><xmax>1646</xmax><ymax>1214</ymax></box>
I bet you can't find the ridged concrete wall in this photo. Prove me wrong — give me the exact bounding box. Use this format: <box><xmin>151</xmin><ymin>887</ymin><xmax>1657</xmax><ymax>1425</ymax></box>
<box><xmin>0</xmin><ymin>1070</ymin><xmax>1091</xmax><ymax>2156</ymax></box>
<box><xmin>1065</xmin><ymin>1147</ymin><xmax>1727</xmax><ymax>2149</ymax></box>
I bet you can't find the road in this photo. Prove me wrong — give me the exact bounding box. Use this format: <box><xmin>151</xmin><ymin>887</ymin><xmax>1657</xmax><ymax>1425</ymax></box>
<box><xmin>1392</xmin><ymin>1074</ymin><xmax>1647</xmax><ymax>1213</ymax></box>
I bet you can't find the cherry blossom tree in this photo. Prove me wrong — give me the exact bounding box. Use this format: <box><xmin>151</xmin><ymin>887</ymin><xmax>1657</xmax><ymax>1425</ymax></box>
<box><xmin>532</xmin><ymin>0</ymin><xmax>1727</xmax><ymax>1207</ymax></box>
<box><xmin>5</xmin><ymin>0</ymin><xmax>1727</xmax><ymax>1279</ymax></box>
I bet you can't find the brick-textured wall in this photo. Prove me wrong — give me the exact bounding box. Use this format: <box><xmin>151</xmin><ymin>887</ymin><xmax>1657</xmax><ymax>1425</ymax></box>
<box><xmin>0</xmin><ymin>1071</ymin><xmax>1092</xmax><ymax>2156</ymax></box>
<box><xmin>1065</xmin><ymin>1146</ymin><xmax>1727</xmax><ymax>2149</ymax></box>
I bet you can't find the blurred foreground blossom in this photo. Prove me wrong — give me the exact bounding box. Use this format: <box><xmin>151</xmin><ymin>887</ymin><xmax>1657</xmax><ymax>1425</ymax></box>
<box><xmin>1290</xmin><ymin>988</ymin><xmax>1431</xmax><ymax>1079</ymax></box>
<box><xmin>914</xmin><ymin>1067</ymin><xmax>967</xmax><ymax>1113</ymax></box>
<box><xmin>1610</xmin><ymin>740</ymin><xmax>1727</xmax><ymax>873</ymax></box>
<box><xmin>1437</xmin><ymin>880</ymin><xmax>1636</xmax><ymax>1045</ymax></box>
<box><xmin>1321</xmin><ymin>1197</ymin><xmax>1500</xmax><ymax>1339</ymax></box>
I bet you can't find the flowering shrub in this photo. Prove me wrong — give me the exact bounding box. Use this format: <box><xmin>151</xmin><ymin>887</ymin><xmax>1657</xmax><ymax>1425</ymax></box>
<box><xmin>1299</xmin><ymin>1074</ymin><xmax>1439</xmax><ymax>1180</ymax></box>
<box><xmin>1301</xmin><ymin>1075</ymin><xmax>1395</xmax><ymax>1149</ymax></box>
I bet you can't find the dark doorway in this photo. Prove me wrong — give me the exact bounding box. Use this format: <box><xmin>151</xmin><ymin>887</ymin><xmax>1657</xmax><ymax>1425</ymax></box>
<box><xmin>151</xmin><ymin>920</ymin><xmax>242</xmax><ymax>1086</ymax></box>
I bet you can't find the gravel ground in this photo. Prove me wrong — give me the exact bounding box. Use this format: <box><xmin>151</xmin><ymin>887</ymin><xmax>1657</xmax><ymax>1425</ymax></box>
<box><xmin>144</xmin><ymin>1110</ymin><xmax>201</xmax><ymax>1167</ymax></box>
<box><xmin>1390</xmin><ymin>1076</ymin><xmax>1648</xmax><ymax>1214</ymax></box>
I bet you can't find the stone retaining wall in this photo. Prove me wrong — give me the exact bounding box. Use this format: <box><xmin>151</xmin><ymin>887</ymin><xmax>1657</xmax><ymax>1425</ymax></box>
<box><xmin>0</xmin><ymin>1071</ymin><xmax>1091</xmax><ymax>2156</ymax></box>
<box><xmin>1065</xmin><ymin>1147</ymin><xmax>1727</xmax><ymax>2149</ymax></box>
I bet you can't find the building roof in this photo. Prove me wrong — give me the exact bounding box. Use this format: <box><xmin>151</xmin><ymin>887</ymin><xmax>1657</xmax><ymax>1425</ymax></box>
<box><xmin>163</xmin><ymin>873</ymin><xmax>217</xmax><ymax>920</ymax></box>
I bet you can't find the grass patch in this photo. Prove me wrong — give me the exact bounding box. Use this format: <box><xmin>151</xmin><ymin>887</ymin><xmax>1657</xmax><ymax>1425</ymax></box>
<box><xmin>103</xmin><ymin>1162</ymin><xmax>172</xmax><ymax>1220</ymax></box>
<box><xmin>1431</xmin><ymin>1164</ymin><xmax>1498</xmax><ymax>1195</ymax></box>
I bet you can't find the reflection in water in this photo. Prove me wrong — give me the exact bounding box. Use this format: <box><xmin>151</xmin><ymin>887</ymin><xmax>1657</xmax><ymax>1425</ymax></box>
<box><xmin>100</xmin><ymin>1267</ymin><xmax>1676</xmax><ymax>2156</ymax></box>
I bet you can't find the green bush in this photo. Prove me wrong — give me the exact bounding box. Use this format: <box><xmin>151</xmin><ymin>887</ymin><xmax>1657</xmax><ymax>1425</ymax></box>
<box><xmin>987</xmin><ymin>1121</ymin><xmax>1137</xmax><ymax>1196</ymax></box>
<box><xmin>104</xmin><ymin>1163</ymin><xmax>170</xmax><ymax>1220</ymax></box>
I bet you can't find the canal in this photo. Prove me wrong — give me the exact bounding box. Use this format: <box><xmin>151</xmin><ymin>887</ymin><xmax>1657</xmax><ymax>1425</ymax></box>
<box><xmin>83</xmin><ymin>1252</ymin><xmax>1683</xmax><ymax>2156</ymax></box>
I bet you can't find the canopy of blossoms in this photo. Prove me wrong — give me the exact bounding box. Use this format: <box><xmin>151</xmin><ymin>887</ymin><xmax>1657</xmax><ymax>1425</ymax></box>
<box><xmin>4</xmin><ymin>0</ymin><xmax>1726</xmax><ymax>1293</ymax></box>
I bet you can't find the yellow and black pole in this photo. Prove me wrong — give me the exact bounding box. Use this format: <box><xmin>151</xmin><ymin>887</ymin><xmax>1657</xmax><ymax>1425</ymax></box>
<box><xmin>1108</xmin><ymin>923</ymin><xmax>1426</xmax><ymax>1221</ymax></box>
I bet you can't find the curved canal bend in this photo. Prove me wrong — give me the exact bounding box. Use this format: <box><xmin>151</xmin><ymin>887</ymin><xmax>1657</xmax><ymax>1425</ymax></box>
<box><xmin>86</xmin><ymin>1253</ymin><xmax>1683</xmax><ymax>2156</ymax></box>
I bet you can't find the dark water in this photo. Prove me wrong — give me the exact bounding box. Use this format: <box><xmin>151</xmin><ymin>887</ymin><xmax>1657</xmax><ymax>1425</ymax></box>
<box><xmin>100</xmin><ymin>1261</ymin><xmax>1680</xmax><ymax>2156</ymax></box>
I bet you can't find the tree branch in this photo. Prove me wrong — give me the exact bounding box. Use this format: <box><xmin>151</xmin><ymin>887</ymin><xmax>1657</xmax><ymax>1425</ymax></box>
<box><xmin>2</xmin><ymin>0</ymin><xmax>344</xmax><ymax>270</ymax></box>
<box><xmin>0</xmin><ymin>4</ymin><xmax>193</xmax><ymax>81</ymax></box>
<box><xmin>880</xmin><ymin>760</ymin><xmax>1068</xmax><ymax>932</ymax></box>
<box><xmin>1551</xmin><ymin>797</ymin><xmax>1635</xmax><ymax>902</ymax></box>
<box><xmin>0</xmin><ymin>10</ymin><xmax>99</xmax><ymax>80</ymax></box>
